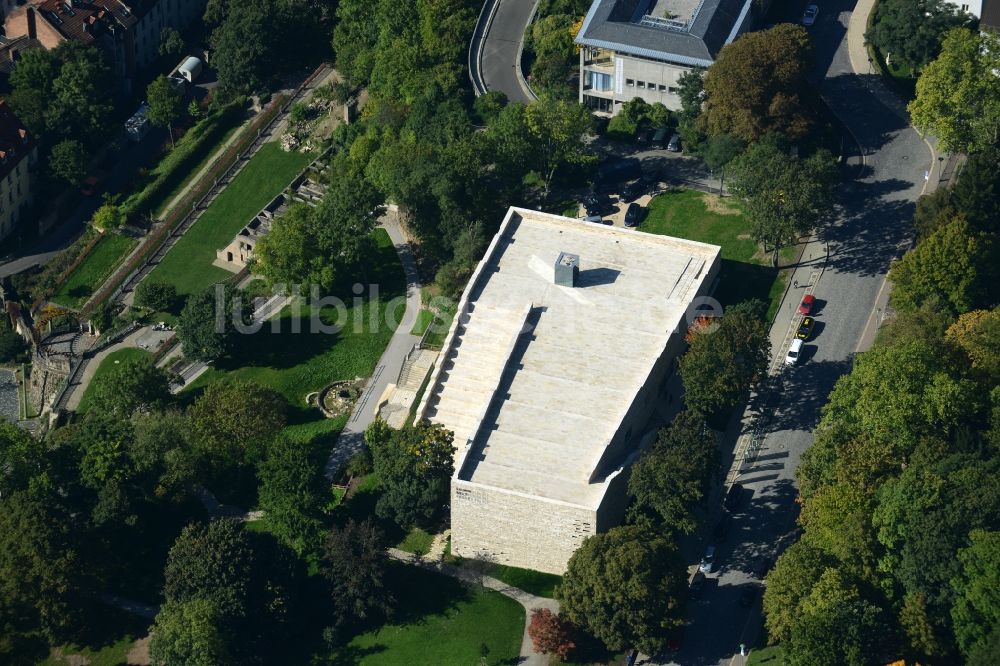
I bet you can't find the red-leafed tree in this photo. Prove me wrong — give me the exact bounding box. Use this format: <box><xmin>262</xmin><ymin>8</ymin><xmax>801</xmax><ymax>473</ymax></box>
<box><xmin>528</xmin><ymin>608</ymin><xmax>576</xmax><ymax>659</ymax></box>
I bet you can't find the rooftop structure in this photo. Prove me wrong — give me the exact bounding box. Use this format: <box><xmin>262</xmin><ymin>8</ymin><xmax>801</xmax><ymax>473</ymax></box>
<box><xmin>418</xmin><ymin>207</ymin><xmax>721</xmax><ymax>572</ymax></box>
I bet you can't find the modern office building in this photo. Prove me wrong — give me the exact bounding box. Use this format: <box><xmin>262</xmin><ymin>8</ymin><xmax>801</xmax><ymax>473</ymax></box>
<box><xmin>575</xmin><ymin>0</ymin><xmax>754</xmax><ymax>113</ymax></box>
<box><xmin>416</xmin><ymin>207</ymin><xmax>721</xmax><ymax>574</ymax></box>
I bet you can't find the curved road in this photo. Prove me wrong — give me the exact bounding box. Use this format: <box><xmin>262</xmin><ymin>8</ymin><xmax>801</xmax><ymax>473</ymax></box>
<box><xmin>654</xmin><ymin>0</ymin><xmax>932</xmax><ymax>664</ymax></box>
<box><xmin>475</xmin><ymin>0</ymin><xmax>538</xmax><ymax>103</ymax></box>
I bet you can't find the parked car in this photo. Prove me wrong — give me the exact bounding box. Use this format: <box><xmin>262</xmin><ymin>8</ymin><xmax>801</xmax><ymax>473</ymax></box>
<box><xmin>666</xmin><ymin>133</ymin><xmax>682</xmax><ymax>152</ymax></box>
<box><xmin>739</xmin><ymin>586</ymin><xmax>758</xmax><ymax>607</ymax></box>
<box><xmin>624</xmin><ymin>202</ymin><xmax>643</xmax><ymax>227</ymax></box>
<box><xmin>712</xmin><ymin>512</ymin><xmax>732</xmax><ymax>543</ymax></box>
<box><xmin>620</xmin><ymin>181</ymin><xmax>644</xmax><ymax>202</ymax></box>
<box><xmin>699</xmin><ymin>546</ymin><xmax>716</xmax><ymax>573</ymax></box>
<box><xmin>785</xmin><ymin>338</ymin><xmax>804</xmax><ymax>365</ymax></box>
<box><xmin>801</xmin><ymin>4</ymin><xmax>819</xmax><ymax>25</ymax></box>
<box><xmin>796</xmin><ymin>316</ymin><xmax>815</xmax><ymax>340</ymax></box>
<box><xmin>689</xmin><ymin>571</ymin><xmax>706</xmax><ymax>598</ymax></box>
<box><xmin>596</xmin><ymin>158</ymin><xmax>642</xmax><ymax>192</ymax></box>
<box><xmin>584</xmin><ymin>214</ymin><xmax>603</xmax><ymax>224</ymax></box>
<box><xmin>636</xmin><ymin>127</ymin><xmax>652</xmax><ymax>143</ymax></box>
<box><xmin>798</xmin><ymin>293</ymin><xmax>816</xmax><ymax>315</ymax></box>
<box><xmin>725</xmin><ymin>483</ymin><xmax>744</xmax><ymax>511</ymax></box>
<box><xmin>652</xmin><ymin>126</ymin><xmax>670</xmax><ymax>147</ymax></box>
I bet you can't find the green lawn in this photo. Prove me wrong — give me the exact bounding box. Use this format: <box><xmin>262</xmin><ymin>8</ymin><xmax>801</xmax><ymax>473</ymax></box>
<box><xmin>183</xmin><ymin>229</ymin><xmax>403</xmax><ymax>445</ymax></box>
<box><xmin>154</xmin><ymin>121</ymin><xmax>242</xmax><ymax>218</ymax></box>
<box><xmin>144</xmin><ymin>143</ymin><xmax>314</xmax><ymax>298</ymax></box>
<box><xmin>396</xmin><ymin>527</ymin><xmax>435</xmax><ymax>556</ymax></box>
<box><xmin>489</xmin><ymin>564</ymin><xmax>562</xmax><ymax>598</ymax></box>
<box><xmin>50</xmin><ymin>233</ymin><xmax>137</xmax><ymax>309</ymax></box>
<box><xmin>39</xmin><ymin>605</ymin><xmax>149</xmax><ymax>666</ymax></box>
<box><xmin>323</xmin><ymin>564</ymin><xmax>524</xmax><ymax>665</ymax></box>
<box><xmin>642</xmin><ymin>189</ymin><xmax>794</xmax><ymax>320</ymax></box>
<box><xmin>747</xmin><ymin>644</ymin><xmax>784</xmax><ymax>665</ymax></box>
<box><xmin>76</xmin><ymin>347</ymin><xmax>152</xmax><ymax>413</ymax></box>
<box><xmin>408</xmin><ymin>309</ymin><xmax>434</xmax><ymax>336</ymax></box>
<box><xmin>420</xmin><ymin>307</ymin><xmax>455</xmax><ymax>350</ymax></box>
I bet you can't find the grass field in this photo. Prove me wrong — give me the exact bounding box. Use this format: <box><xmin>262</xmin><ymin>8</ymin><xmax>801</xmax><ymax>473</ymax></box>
<box><xmin>642</xmin><ymin>189</ymin><xmax>793</xmax><ymax>321</ymax></box>
<box><xmin>396</xmin><ymin>527</ymin><xmax>435</xmax><ymax>556</ymax></box>
<box><xmin>154</xmin><ymin>121</ymin><xmax>242</xmax><ymax>218</ymax></box>
<box><xmin>183</xmin><ymin>229</ymin><xmax>403</xmax><ymax>446</ymax></box>
<box><xmin>747</xmin><ymin>644</ymin><xmax>783</xmax><ymax>665</ymax></box>
<box><xmin>76</xmin><ymin>347</ymin><xmax>152</xmax><ymax>413</ymax></box>
<box><xmin>50</xmin><ymin>233</ymin><xmax>137</xmax><ymax>309</ymax></box>
<box><xmin>39</xmin><ymin>604</ymin><xmax>149</xmax><ymax>666</ymax></box>
<box><xmin>324</xmin><ymin>564</ymin><xmax>524</xmax><ymax>665</ymax></box>
<box><xmin>490</xmin><ymin>564</ymin><xmax>562</xmax><ymax>598</ymax></box>
<box><xmin>143</xmin><ymin>143</ymin><xmax>314</xmax><ymax>298</ymax></box>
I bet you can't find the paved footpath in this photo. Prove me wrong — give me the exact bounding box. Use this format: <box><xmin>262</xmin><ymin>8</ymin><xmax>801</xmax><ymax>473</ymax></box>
<box><xmin>387</xmin><ymin>547</ymin><xmax>558</xmax><ymax>666</ymax></box>
<box><xmin>324</xmin><ymin>209</ymin><xmax>423</xmax><ymax>478</ymax></box>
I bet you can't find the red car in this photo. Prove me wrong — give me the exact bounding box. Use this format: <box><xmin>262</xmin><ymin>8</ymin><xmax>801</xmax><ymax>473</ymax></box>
<box><xmin>798</xmin><ymin>294</ymin><xmax>815</xmax><ymax>315</ymax></box>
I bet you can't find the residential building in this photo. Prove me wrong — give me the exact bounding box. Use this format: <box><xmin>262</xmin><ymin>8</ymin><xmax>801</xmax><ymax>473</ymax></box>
<box><xmin>944</xmin><ymin>0</ymin><xmax>982</xmax><ymax>16</ymax></box>
<box><xmin>416</xmin><ymin>207</ymin><xmax>721</xmax><ymax>574</ymax></box>
<box><xmin>0</xmin><ymin>101</ymin><xmax>37</xmax><ymax>243</ymax></box>
<box><xmin>575</xmin><ymin>0</ymin><xmax>753</xmax><ymax>114</ymax></box>
<box><xmin>4</xmin><ymin>0</ymin><xmax>205</xmax><ymax>93</ymax></box>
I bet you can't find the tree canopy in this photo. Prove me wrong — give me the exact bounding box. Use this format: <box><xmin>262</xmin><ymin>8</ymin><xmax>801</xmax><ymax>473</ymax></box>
<box><xmin>322</xmin><ymin>519</ymin><xmax>395</xmax><ymax>635</ymax></box>
<box><xmin>867</xmin><ymin>0</ymin><xmax>969</xmax><ymax>72</ymax></box>
<box><xmin>86</xmin><ymin>356</ymin><xmax>172</xmax><ymax>418</ymax></box>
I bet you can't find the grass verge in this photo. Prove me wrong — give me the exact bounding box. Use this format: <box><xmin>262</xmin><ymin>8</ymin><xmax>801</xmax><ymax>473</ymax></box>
<box><xmin>642</xmin><ymin>189</ymin><xmax>794</xmax><ymax>318</ymax></box>
<box><xmin>143</xmin><ymin>143</ymin><xmax>315</xmax><ymax>299</ymax></box>
<box><xmin>323</xmin><ymin>563</ymin><xmax>524</xmax><ymax>665</ymax></box>
<box><xmin>76</xmin><ymin>347</ymin><xmax>152</xmax><ymax>413</ymax></box>
<box><xmin>396</xmin><ymin>527</ymin><xmax>435</xmax><ymax>556</ymax></box>
<box><xmin>747</xmin><ymin>644</ymin><xmax>783</xmax><ymax>665</ymax></box>
<box><xmin>490</xmin><ymin>564</ymin><xmax>562</xmax><ymax>598</ymax></box>
<box><xmin>50</xmin><ymin>234</ymin><xmax>137</xmax><ymax>309</ymax></box>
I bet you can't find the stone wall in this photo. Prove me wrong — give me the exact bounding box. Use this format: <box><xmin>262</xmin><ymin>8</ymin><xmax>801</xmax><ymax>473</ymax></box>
<box><xmin>28</xmin><ymin>351</ymin><xmax>70</xmax><ymax>416</ymax></box>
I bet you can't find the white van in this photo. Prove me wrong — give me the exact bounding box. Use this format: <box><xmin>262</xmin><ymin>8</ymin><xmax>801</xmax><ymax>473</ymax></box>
<box><xmin>785</xmin><ymin>338</ymin><xmax>803</xmax><ymax>365</ymax></box>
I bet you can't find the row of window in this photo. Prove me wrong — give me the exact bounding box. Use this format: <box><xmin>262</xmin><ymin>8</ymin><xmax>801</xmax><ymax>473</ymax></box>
<box><xmin>625</xmin><ymin>79</ymin><xmax>679</xmax><ymax>94</ymax></box>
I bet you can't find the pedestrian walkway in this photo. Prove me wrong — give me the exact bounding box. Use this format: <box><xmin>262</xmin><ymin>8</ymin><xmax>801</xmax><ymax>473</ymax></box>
<box><xmin>386</xmin><ymin>547</ymin><xmax>558</xmax><ymax>666</ymax></box>
<box><xmin>324</xmin><ymin>208</ymin><xmax>423</xmax><ymax>478</ymax></box>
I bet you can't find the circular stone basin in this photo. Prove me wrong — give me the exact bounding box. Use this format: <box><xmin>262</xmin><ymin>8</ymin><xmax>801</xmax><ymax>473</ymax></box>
<box><xmin>319</xmin><ymin>380</ymin><xmax>361</xmax><ymax>418</ymax></box>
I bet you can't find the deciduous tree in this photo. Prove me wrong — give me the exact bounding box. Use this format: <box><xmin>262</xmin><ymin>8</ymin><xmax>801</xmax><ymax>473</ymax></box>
<box><xmin>188</xmin><ymin>379</ymin><xmax>286</xmax><ymax>467</ymax></box>
<box><xmin>176</xmin><ymin>284</ymin><xmax>251</xmax><ymax>362</ymax></box>
<box><xmin>528</xmin><ymin>608</ymin><xmax>576</xmax><ymax>659</ymax></box>
<box><xmin>868</xmin><ymin>0</ymin><xmax>969</xmax><ymax>72</ymax></box>
<box><xmin>146</xmin><ymin>75</ymin><xmax>184</xmax><ymax>147</ymax></box>
<box><xmin>784</xmin><ymin>599</ymin><xmax>888</xmax><ymax>666</ymax></box>
<box><xmin>149</xmin><ymin>598</ymin><xmax>232</xmax><ymax>666</ymax></box>
<box><xmin>49</xmin><ymin>139</ymin><xmax>88</xmax><ymax>186</ymax></box>
<box><xmin>322</xmin><ymin>518</ymin><xmax>395</xmax><ymax>634</ymax></box>
<box><xmin>134</xmin><ymin>280</ymin><xmax>179</xmax><ymax>313</ymax></box>
<box><xmin>257</xmin><ymin>437</ymin><xmax>325</xmax><ymax>556</ymax></box>
<box><xmin>87</xmin><ymin>356</ymin><xmax>172</xmax><ymax>417</ymax></box>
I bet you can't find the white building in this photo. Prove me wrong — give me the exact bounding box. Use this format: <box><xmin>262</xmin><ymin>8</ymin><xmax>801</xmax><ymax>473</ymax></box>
<box><xmin>416</xmin><ymin>208</ymin><xmax>721</xmax><ymax>574</ymax></box>
<box><xmin>575</xmin><ymin>0</ymin><xmax>754</xmax><ymax>114</ymax></box>
<box><xmin>0</xmin><ymin>101</ymin><xmax>37</xmax><ymax>243</ymax></box>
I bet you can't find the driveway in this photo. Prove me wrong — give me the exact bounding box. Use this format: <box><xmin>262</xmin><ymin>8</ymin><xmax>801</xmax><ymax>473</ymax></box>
<box><xmin>654</xmin><ymin>0</ymin><xmax>933</xmax><ymax>663</ymax></box>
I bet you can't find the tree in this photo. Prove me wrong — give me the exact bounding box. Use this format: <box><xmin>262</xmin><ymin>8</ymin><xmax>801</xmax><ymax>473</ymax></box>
<box><xmin>0</xmin><ymin>328</ymin><xmax>27</xmax><ymax>364</ymax></box>
<box><xmin>131</xmin><ymin>410</ymin><xmax>199</xmax><ymax>498</ymax></box>
<box><xmin>49</xmin><ymin>139</ymin><xmax>89</xmax><ymax>186</ymax></box>
<box><xmin>322</xmin><ymin>519</ymin><xmax>395</xmax><ymax>634</ymax></box>
<box><xmin>176</xmin><ymin>284</ymin><xmax>251</xmax><ymax>362</ymax></box>
<box><xmin>702</xmin><ymin>24</ymin><xmax>815</xmax><ymax>143</ymax></box>
<box><xmin>945</xmin><ymin>308</ymin><xmax>1000</xmax><ymax>383</ymax></box>
<box><xmin>700</xmin><ymin>133</ymin><xmax>744</xmax><ymax>192</ymax></box>
<box><xmin>523</xmin><ymin>98</ymin><xmax>594</xmax><ymax>196</ymax></box>
<box><xmin>784</xmin><ymin>599</ymin><xmax>888</xmax><ymax>666</ymax></box>
<box><xmin>134</xmin><ymin>280</ymin><xmax>179</xmax><ymax>312</ymax></box>
<box><xmin>188</xmin><ymin>380</ymin><xmax>286</xmax><ymax>468</ymax></box>
<box><xmin>0</xmin><ymin>420</ymin><xmax>44</xmax><ymax>497</ymax></box>
<box><xmin>528</xmin><ymin>609</ymin><xmax>576</xmax><ymax>659</ymax></box>
<box><xmin>44</xmin><ymin>43</ymin><xmax>114</xmax><ymax>146</ymax></box>
<box><xmin>558</xmin><ymin>525</ymin><xmax>687</xmax><ymax>654</ymax></box>
<box><xmin>909</xmin><ymin>28</ymin><xmax>1000</xmax><ymax>154</ymax></box>
<box><xmin>149</xmin><ymin>599</ymin><xmax>232</xmax><ymax>666</ymax></box>
<box><xmin>87</xmin><ymin>356</ymin><xmax>172</xmax><ymax>417</ymax></box>
<box><xmin>913</xmin><ymin>187</ymin><xmax>957</xmax><ymax>239</ymax></box>
<box><xmin>727</xmin><ymin>141</ymin><xmax>838</xmax><ymax>266</ymax></box>
<box><xmin>950</xmin><ymin>149</ymin><xmax>1000</xmax><ymax>235</ymax></box>
<box><xmin>950</xmin><ymin>530</ymin><xmax>1000</xmax><ymax>658</ymax></box>
<box><xmin>680</xmin><ymin>300</ymin><xmax>770</xmax><ymax>417</ymax></box>
<box><xmin>627</xmin><ymin>410</ymin><xmax>719</xmax><ymax>534</ymax></box>
<box><xmin>868</xmin><ymin>0</ymin><xmax>969</xmax><ymax>72</ymax></box>
<box><xmin>8</xmin><ymin>48</ymin><xmax>57</xmax><ymax>135</ymax></box>
<box><xmin>762</xmin><ymin>540</ymin><xmax>833</xmax><ymax>643</ymax></box>
<box><xmin>473</xmin><ymin>90</ymin><xmax>508</xmax><ymax>123</ymax></box>
<box><xmin>676</xmin><ymin>68</ymin><xmax>707</xmax><ymax>152</ymax></box>
<box><xmin>91</xmin><ymin>198</ymin><xmax>126</xmax><ymax>232</ymax></box>
<box><xmin>158</xmin><ymin>26</ymin><xmax>187</xmax><ymax>59</ymax></box>
<box><xmin>257</xmin><ymin>437</ymin><xmax>325</xmax><ymax>556</ymax></box>
<box><xmin>365</xmin><ymin>420</ymin><xmax>455</xmax><ymax>529</ymax></box>
<box><xmin>889</xmin><ymin>216</ymin><xmax>994</xmax><ymax>315</ymax></box>
<box><xmin>146</xmin><ymin>75</ymin><xmax>184</xmax><ymax>147</ymax></box>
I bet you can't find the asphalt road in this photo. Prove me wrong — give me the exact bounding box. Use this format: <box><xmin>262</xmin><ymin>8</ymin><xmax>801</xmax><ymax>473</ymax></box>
<box><xmin>655</xmin><ymin>2</ymin><xmax>931</xmax><ymax>664</ymax></box>
<box><xmin>479</xmin><ymin>0</ymin><xmax>537</xmax><ymax>103</ymax></box>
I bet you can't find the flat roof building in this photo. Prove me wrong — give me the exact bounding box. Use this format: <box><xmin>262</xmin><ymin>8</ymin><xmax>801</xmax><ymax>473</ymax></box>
<box><xmin>575</xmin><ymin>0</ymin><xmax>753</xmax><ymax>114</ymax></box>
<box><xmin>417</xmin><ymin>208</ymin><xmax>721</xmax><ymax>573</ymax></box>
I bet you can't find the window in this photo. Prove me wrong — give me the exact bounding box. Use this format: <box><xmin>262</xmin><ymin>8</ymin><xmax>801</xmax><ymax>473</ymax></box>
<box><xmin>636</xmin><ymin>80</ymin><xmax>645</xmax><ymax>88</ymax></box>
<box><xmin>668</xmin><ymin>86</ymin><xmax>678</xmax><ymax>93</ymax></box>
<box><xmin>659</xmin><ymin>84</ymin><xmax>667</xmax><ymax>91</ymax></box>
<box><xmin>626</xmin><ymin>78</ymin><xmax>635</xmax><ymax>86</ymax></box>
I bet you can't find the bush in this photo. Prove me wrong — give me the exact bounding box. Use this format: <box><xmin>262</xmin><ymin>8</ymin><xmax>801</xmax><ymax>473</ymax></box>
<box><xmin>606</xmin><ymin>114</ymin><xmax>638</xmax><ymax>142</ymax></box>
<box><xmin>0</xmin><ymin>328</ymin><xmax>27</xmax><ymax>363</ymax></box>
<box><xmin>134</xmin><ymin>281</ymin><xmax>178</xmax><ymax>313</ymax></box>
<box><xmin>528</xmin><ymin>609</ymin><xmax>576</xmax><ymax>659</ymax></box>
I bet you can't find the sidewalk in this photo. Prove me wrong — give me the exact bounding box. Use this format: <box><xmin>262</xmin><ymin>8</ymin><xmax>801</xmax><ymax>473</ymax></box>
<box><xmin>386</xmin><ymin>547</ymin><xmax>558</xmax><ymax>666</ymax></box>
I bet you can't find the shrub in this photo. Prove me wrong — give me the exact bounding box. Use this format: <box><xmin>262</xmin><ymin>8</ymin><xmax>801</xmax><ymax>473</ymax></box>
<box><xmin>528</xmin><ymin>609</ymin><xmax>576</xmax><ymax>659</ymax></box>
<box><xmin>135</xmin><ymin>281</ymin><xmax>178</xmax><ymax>313</ymax></box>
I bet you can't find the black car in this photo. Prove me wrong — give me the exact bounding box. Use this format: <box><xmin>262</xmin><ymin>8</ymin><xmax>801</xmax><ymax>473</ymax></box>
<box><xmin>620</xmin><ymin>181</ymin><xmax>644</xmax><ymax>202</ymax></box>
<box><xmin>712</xmin><ymin>513</ymin><xmax>732</xmax><ymax>543</ymax></box>
<box><xmin>725</xmin><ymin>483</ymin><xmax>744</xmax><ymax>511</ymax></box>
<box><xmin>739</xmin><ymin>586</ymin><xmax>758</xmax><ymax>608</ymax></box>
<box><xmin>689</xmin><ymin>571</ymin><xmax>706</xmax><ymax>599</ymax></box>
<box><xmin>624</xmin><ymin>202</ymin><xmax>643</xmax><ymax>227</ymax></box>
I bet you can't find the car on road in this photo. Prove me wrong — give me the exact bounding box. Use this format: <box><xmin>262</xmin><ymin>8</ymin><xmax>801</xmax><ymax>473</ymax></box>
<box><xmin>666</xmin><ymin>133</ymin><xmax>682</xmax><ymax>152</ymax></box>
<box><xmin>584</xmin><ymin>215</ymin><xmax>604</xmax><ymax>224</ymax></box>
<box><xmin>725</xmin><ymin>483</ymin><xmax>744</xmax><ymax>511</ymax></box>
<box><xmin>798</xmin><ymin>293</ymin><xmax>816</xmax><ymax>315</ymax></box>
<box><xmin>624</xmin><ymin>202</ymin><xmax>643</xmax><ymax>227</ymax></box>
<box><xmin>801</xmin><ymin>4</ymin><xmax>818</xmax><ymax>25</ymax></box>
<box><xmin>785</xmin><ymin>337</ymin><xmax>804</xmax><ymax>365</ymax></box>
<box><xmin>689</xmin><ymin>571</ymin><xmax>706</xmax><ymax>598</ymax></box>
<box><xmin>739</xmin><ymin>586</ymin><xmax>759</xmax><ymax>607</ymax></box>
<box><xmin>620</xmin><ymin>181</ymin><xmax>644</xmax><ymax>202</ymax></box>
<box><xmin>796</xmin><ymin>316</ymin><xmax>815</xmax><ymax>340</ymax></box>
<box><xmin>583</xmin><ymin>193</ymin><xmax>607</xmax><ymax>216</ymax></box>
<box><xmin>699</xmin><ymin>546</ymin><xmax>716</xmax><ymax>573</ymax></box>
<box><xmin>712</xmin><ymin>512</ymin><xmax>732</xmax><ymax>542</ymax></box>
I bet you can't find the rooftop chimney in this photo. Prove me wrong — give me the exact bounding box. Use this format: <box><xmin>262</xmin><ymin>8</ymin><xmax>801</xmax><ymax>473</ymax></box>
<box><xmin>554</xmin><ymin>252</ymin><xmax>579</xmax><ymax>287</ymax></box>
